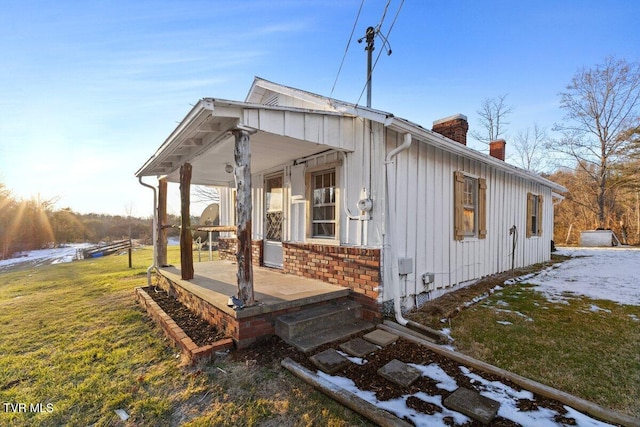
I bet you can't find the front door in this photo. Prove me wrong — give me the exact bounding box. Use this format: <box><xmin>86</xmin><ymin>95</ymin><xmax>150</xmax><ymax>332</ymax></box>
<box><xmin>264</xmin><ymin>174</ymin><xmax>284</xmax><ymax>268</ymax></box>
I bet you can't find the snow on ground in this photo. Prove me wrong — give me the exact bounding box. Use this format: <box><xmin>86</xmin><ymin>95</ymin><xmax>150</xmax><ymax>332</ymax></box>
<box><xmin>0</xmin><ymin>244</ymin><xmax>92</xmax><ymax>272</ymax></box>
<box><xmin>318</xmin><ymin>363</ymin><xmax>614</xmax><ymax>426</ymax></box>
<box><xmin>525</xmin><ymin>247</ymin><xmax>640</xmax><ymax>306</ymax></box>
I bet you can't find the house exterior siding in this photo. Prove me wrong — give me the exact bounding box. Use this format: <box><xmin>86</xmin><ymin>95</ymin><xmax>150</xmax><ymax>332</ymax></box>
<box><xmin>141</xmin><ymin>78</ymin><xmax>564</xmax><ymax>315</ymax></box>
<box><xmin>381</xmin><ymin>128</ymin><xmax>555</xmax><ymax>306</ymax></box>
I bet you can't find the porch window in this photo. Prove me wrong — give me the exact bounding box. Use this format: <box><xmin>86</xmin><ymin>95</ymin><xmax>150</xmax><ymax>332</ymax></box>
<box><xmin>454</xmin><ymin>171</ymin><xmax>486</xmax><ymax>241</ymax></box>
<box><xmin>311</xmin><ymin>170</ymin><xmax>336</xmax><ymax>238</ymax></box>
<box><xmin>527</xmin><ymin>193</ymin><xmax>543</xmax><ymax>237</ymax></box>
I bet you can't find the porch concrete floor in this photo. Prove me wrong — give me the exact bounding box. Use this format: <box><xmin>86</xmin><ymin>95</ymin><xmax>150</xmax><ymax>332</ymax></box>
<box><xmin>158</xmin><ymin>261</ymin><xmax>350</xmax><ymax>319</ymax></box>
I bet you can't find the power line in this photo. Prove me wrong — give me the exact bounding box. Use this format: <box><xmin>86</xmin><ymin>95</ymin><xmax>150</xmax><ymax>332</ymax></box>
<box><xmin>329</xmin><ymin>0</ymin><xmax>365</xmax><ymax>98</ymax></box>
<box><xmin>371</xmin><ymin>0</ymin><xmax>403</xmax><ymax>73</ymax></box>
<box><xmin>377</xmin><ymin>0</ymin><xmax>392</xmax><ymax>31</ymax></box>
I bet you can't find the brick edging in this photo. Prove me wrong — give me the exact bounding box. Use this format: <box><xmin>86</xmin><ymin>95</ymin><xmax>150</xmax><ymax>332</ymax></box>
<box><xmin>135</xmin><ymin>287</ymin><xmax>233</xmax><ymax>365</ymax></box>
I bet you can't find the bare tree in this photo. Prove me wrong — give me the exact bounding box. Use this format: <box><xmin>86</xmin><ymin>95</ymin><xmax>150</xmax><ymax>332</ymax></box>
<box><xmin>471</xmin><ymin>94</ymin><xmax>514</xmax><ymax>145</ymax></box>
<box><xmin>511</xmin><ymin>123</ymin><xmax>548</xmax><ymax>172</ymax></box>
<box><xmin>192</xmin><ymin>185</ymin><xmax>220</xmax><ymax>204</ymax></box>
<box><xmin>550</xmin><ymin>56</ymin><xmax>640</xmax><ymax>228</ymax></box>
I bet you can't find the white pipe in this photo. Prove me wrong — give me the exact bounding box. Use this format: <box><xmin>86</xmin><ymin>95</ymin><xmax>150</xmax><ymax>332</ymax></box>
<box><xmin>138</xmin><ymin>177</ymin><xmax>158</xmax><ymax>286</ymax></box>
<box><xmin>342</xmin><ymin>152</ymin><xmax>362</xmax><ymax>246</ymax></box>
<box><xmin>384</xmin><ymin>133</ymin><xmax>412</xmax><ymax>326</ymax></box>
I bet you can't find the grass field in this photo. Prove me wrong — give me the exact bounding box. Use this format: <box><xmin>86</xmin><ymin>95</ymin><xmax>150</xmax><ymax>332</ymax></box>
<box><xmin>421</xmin><ymin>277</ymin><xmax>640</xmax><ymax>418</ymax></box>
<box><xmin>0</xmin><ymin>247</ymin><xmax>369</xmax><ymax>426</ymax></box>
<box><xmin>1</xmin><ymin>247</ymin><xmax>638</xmax><ymax>425</ymax></box>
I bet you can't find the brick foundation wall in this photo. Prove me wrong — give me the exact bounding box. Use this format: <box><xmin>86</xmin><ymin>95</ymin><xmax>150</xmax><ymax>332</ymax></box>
<box><xmin>218</xmin><ymin>238</ymin><xmax>263</xmax><ymax>266</ymax></box>
<box><xmin>282</xmin><ymin>243</ymin><xmax>382</xmax><ymax>321</ymax></box>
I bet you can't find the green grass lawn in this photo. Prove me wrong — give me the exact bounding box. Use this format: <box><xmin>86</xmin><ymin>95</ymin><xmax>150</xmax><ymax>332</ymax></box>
<box><xmin>0</xmin><ymin>247</ymin><xmax>369</xmax><ymax>427</ymax></box>
<box><xmin>2</xmin><ymin>247</ymin><xmax>637</xmax><ymax>425</ymax></box>
<box><xmin>448</xmin><ymin>282</ymin><xmax>640</xmax><ymax>418</ymax></box>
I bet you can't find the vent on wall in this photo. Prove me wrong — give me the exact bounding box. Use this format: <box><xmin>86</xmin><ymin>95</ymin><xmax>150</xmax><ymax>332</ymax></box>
<box><xmin>265</xmin><ymin>94</ymin><xmax>279</xmax><ymax>106</ymax></box>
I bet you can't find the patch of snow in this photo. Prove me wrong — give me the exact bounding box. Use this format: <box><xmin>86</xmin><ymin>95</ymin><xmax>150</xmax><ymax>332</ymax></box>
<box><xmin>0</xmin><ymin>244</ymin><xmax>93</xmax><ymax>271</ymax></box>
<box><xmin>460</xmin><ymin>366</ymin><xmax>614</xmax><ymax>426</ymax></box>
<box><xmin>313</xmin><ymin>359</ymin><xmax>617</xmax><ymax>426</ymax></box>
<box><xmin>495</xmin><ymin>308</ymin><xmax>534</xmax><ymax>321</ymax></box>
<box><xmin>409</xmin><ymin>363</ymin><xmax>458</xmax><ymax>392</ymax></box>
<box><xmin>439</xmin><ymin>328</ymin><xmax>454</xmax><ymax>342</ymax></box>
<box><xmin>628</xmin><ymin>314</ymin><xmax>639</xmax><ymax>322</ymax></box>
<box><xmin>336</xmin><ymin>350</ymin><xmax>367</xmax><ymax>365</ymax></box>
<box><xmin>497</xmin><ymin>320</ymin><xmax>513</xmax><ymax>326</ymax></box>
<box><xmin>317</xmin><ymin>372</ymin><xmax>470</xmax><ymax>427</ymax></box>
<box><xmin>525</xmin><ymin>248</ymin><xmax>640</xmax><ymax>306</ymax></box>
<box><xmin>588</xmin><ymin>304</ymin><xmax>611</xmax><ymax>313</ymax></box>
<box><xmin>563</xmin><ymin>406</ymin><xmax>618</xmax><ymax>427</ymax></box>
<box><xmin>437</xmin><ymin>328</ymin><xmax>456</xmax><ymax>350</ymax></box>
<box><xmin>504</xmin><ymin>272</ymin><xmax>537</xmax><ymax>286</ymax></box>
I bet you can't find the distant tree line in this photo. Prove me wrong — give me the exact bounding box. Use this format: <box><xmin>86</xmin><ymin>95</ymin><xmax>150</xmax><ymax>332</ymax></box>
<box><xmin>0</xmin><ymin>184</ymin><xmax>179</xmax><ymax>260</ymax></box>
<box><xmin>472</xmin><ymin>56</ymin><xmax>640</xmax><ymax>246</ymax></box>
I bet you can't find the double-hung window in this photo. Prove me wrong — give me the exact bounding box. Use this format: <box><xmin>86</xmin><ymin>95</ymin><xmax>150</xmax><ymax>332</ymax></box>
<box><xmin>527</xmin><ymin>193</ymin><xmax>543</xmax><ymax>237</ymax></box>
<box><xmin>311</xmin><ymin>170</ymin><xmax>336</xmax><ymax>239</ymax></box>
<box><xmin>463</xmin><ymin>176</ymin><xmax>478</xmax><ymax>237</ymax></box>
<box><xmin>454</xmin><ymin>171</ymin><xmax>487</xmax><ymax>241</ymax></box>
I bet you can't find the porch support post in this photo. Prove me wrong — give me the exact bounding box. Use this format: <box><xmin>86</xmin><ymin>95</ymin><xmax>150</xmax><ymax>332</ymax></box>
<box><xmin>157</xmin><ymin>178</ymin><xmax>168</xmax><ymax>267</ymax></box>
<box><xmin>180</xmin><ymin>163</ymin><xmax>194</xmax><ymax>280</ymax></box>
<box><xmin>233</xmin><ymin>129</ymin><xmax>254</xmax><ymax>306</ymax></box>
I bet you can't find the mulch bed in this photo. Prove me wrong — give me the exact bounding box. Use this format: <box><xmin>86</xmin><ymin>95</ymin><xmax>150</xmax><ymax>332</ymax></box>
<box><xmin>141</xmin><ymin>286</ymin><xmax>227</xmax><ymax>346</ymax></box>
<box><xmin>231</xmin><ymin>333</ymin><xmax>575</xmax><ymax>427</ymax></box>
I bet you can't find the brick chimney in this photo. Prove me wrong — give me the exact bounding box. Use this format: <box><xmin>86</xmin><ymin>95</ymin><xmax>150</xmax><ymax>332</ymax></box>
<box><xmin>489</xmin><ymin>139</ymin><xmax>506</xmax><ymax>161</ymax></box>
<box><xmin>432</xmin><ymin>114</ymin><xmax>469</xmax><ymax>145</ymax></box>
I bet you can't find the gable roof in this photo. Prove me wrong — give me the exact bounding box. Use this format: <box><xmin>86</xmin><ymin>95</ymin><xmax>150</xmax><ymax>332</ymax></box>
<box><xmin>136</xmin><ymin>77</ymin><xmax>565</xmax><ymax>193</ymax></box>
<box><xmin>245</xmin><ymin>77</ymin><xmax>566</xmax><ymax>193</ymax></box>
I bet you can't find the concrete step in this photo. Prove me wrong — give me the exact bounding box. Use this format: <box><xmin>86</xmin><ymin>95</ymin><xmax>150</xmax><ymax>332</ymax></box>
<box><xmin>282</xmin><ymin>318</ymin><xmax>375</xmax><ymax>353</ymax></box>
<box><xmin>275</xmin><ymin>300</ymin><xmax>374</xmax><ymax>353</ymax></box>
<box><xmin>276</xmin><ymin>300</ymin><xmax>362</xmax><ymax>340</ymax></box>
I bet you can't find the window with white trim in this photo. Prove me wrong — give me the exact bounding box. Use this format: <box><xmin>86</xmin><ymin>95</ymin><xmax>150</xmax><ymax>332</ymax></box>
<box><xmin>311</xmin><ymin>170</ymin><xmax>336</xmax><ymax>238</ymax></box>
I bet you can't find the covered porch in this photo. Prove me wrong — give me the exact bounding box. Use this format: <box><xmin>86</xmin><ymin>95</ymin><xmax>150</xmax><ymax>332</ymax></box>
<box><xmin>136</xmin><ymin>96</ymin><xmax>364</xmax><ymax>347</ymax></box>
<box><xmin>154</xmin><ymin>260</ymin><xmax>350</xmax><ymax>348</ymax></box>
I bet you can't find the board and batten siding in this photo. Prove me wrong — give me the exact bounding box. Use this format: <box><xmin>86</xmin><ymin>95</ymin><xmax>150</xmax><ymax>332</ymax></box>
<box><xmin>217</xmin><ymin>117</ymin><xmax>386</xmax><ymax>248</ymax></box>
<box><xmin>383</xmin><ymin>129</ymin><xmax>554</xmax><ymax>302</ymax></box>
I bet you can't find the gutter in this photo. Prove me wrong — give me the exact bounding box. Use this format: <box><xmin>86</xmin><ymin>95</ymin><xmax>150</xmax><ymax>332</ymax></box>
<box><xmin>138</xmin><ymin>177</ymin><xmax>158</xmax><ymax>286</ymax></box>
<box><xmin>387</xmin><ymin>118</ymin><xmax>567</xmax><ymax>194</ymax></box>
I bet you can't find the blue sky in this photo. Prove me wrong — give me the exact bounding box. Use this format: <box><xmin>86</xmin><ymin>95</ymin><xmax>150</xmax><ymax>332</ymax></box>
<box><xmin>1</xmin><ymin>0</ymin><xmax>638</xmax><ymax>217</ymax></box>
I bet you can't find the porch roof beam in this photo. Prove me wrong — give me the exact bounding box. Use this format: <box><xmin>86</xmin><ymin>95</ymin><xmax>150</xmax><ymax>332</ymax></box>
<box><xmin>135</xmin><ymin>99</ymin><xmax>357</xmax><ymax>183</ymax></box>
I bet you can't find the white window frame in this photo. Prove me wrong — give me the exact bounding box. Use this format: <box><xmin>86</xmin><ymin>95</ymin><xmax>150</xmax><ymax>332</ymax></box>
<box><xmin>306</xmin><ymin>164</ymin><xmax>340</xmax><ymax>245</ymax></box>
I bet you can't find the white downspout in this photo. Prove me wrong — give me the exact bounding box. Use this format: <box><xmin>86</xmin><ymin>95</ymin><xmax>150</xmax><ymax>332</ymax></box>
<box><xmin>138</xmin><ymin>177</ymin><xmax>158</xmax><ymax>286</ymax></box>
<box><xmin>384</xmin><ymin>133</ymin><xmax>412</xmax><ymax>326</ymax></box>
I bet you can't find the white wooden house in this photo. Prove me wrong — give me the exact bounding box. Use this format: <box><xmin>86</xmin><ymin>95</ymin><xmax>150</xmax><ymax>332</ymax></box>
<box><xmin>136</xmin><ymin>77</ymin><xmax>565</xmax><ymax>327</ymax></box>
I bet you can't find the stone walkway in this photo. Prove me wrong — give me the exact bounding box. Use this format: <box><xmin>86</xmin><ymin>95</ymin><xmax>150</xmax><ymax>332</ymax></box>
<box><xmin>308</xmin><ymin>329</ymin><xmax>500</xmax><ymax>424</ymax></box>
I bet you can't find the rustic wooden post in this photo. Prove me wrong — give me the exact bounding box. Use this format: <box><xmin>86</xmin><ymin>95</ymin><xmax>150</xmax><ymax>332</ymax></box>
<box><xmin>233</xmin><ymin>129</ymin><xmax>254</xmax><ymax>306</ymax></box>
<box><xmin>180</xmin><ymin>163</ymin><xmax>194</xmax><ymax>280</ymax></box>
<box><xmin>157</xmin><ymin>178</ymin><xmax>168</xmax><ymax>267</ymax></box>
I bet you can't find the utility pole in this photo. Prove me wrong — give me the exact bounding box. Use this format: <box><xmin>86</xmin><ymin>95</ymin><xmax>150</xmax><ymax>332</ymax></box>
<box><xmin>364</xmin><ymin>26</ymin><xmax>375</xmax><ymax>108</ymax></box>
<box><xmin>359</xmin><ymin>26</ymin><xmax>392</xmax><ymax>108</ymax></box>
